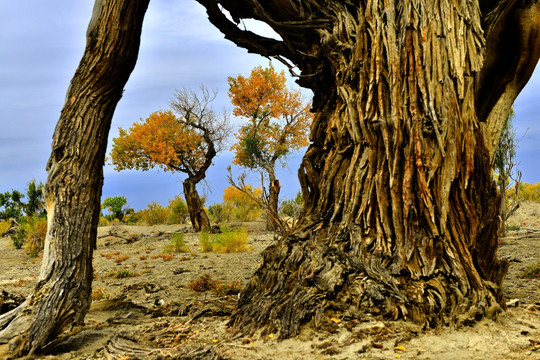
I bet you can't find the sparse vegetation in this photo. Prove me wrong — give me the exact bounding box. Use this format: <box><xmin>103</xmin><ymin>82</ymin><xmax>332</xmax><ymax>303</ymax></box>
<box><xmin>222</xmin><ymin>185</ymin><xmax>262</xmax><ymax>222</ymax></box>
<box><xmin>280</xmin><ymin>192</ymin><xmax>303</xmax><ymax>218</ymax></box>
<box><xmin>9</xmin><ymin>216</ymin><xmax>48</xmax><ymax>256</ymax></box>
<box><xmin>188</xmin><ymin>274</ymin><xmax>242</xmax><ymax>296</ymax></box>
<box><xmin>198</xmin><ymin>225</ymin><xmax>251</xmax><ymax>253</ymax></box>
<box><xmin>108</xmin><ymin>269</ymin><xmax>140</xmax><ymax>279</ymax></box>
<box><xmin>199</xmin><ymin>231</ymin><xmax>213</xmax><ymax>252</ymax></box>
<box><xmin>91</xmin><ymin>288</ymin><xmax>111</xmax><ymax>301</ymax></box>
<box><xmin>167</xmin><ymin>196</ymin><xmax>189</xmax><ymax>224</ymax></box>
<box><xmin>519</xmin><ymin>262</ymin><xmax>540</xmax><ymax>279</ymax></box>
<box><xmin>164</xmin><ymin>233</ymin><xmax>190</xmax><ymax>253</ymax></box>
<box><xmin>102</xmin><ymin>196</ymin><xmax>130</xmax><ymax>222</ymax></box>
<box><xmin>114</xmin><ymin>254</ymin><xmax>130</xmax><ymax>264</ymax></box>
<box><xmin>506</xmin><ymin>224</ymin><xmax>521</xmax><ymax>231</ymax></box>
<box><xmin>208</xmin><ymin>203</ymin><xmax>233</xmax><ymax>223</ymax></box>
<box><xmin>514</xmin><ymin>183</ymin><xmax>540</xmax><ymax>202</ymax></box>
<box><xmin>0</xmin><ymin>219</ymin><xmax>12</xmax><ymax>237</ymax></box>
<box><xmin>138</xmin><ymin>201</ymin><xmax>170</xmax><ymax>225</ymax></box>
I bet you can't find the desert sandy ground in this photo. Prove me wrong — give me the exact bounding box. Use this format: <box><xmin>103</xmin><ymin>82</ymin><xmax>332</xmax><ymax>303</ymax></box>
<box><xmin>0</xmin><ymin>203</ymin><xmax>539</xmax><ymax>359</ymax></box>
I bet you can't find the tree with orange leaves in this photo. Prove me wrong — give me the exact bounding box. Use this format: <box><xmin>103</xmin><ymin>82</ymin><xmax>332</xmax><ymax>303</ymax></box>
<box><xmin>111</xmin><ymin>87</ymin><xmax>231</xmax><ymax>231</ymax></box>
<box><xmin>228</xmin><ymin>65</ymin><xmax>312</xmax><ymax>230</ymax></box>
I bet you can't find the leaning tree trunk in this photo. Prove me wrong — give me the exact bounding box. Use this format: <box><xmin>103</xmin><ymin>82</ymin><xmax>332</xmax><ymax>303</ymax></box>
<box><xmin>0</xmin><ymin>1</ymin><xmax>149</xmax><ymax>357</ymax></box>
<box><xmin>184</xmin><ymin>178</ymin><xmax>211</xmax><ymax>232</ymax></box>
<box><xmin>210</xmin><ymin>0</ymin><xmax>540</xmax><ymax>338</ymax></box>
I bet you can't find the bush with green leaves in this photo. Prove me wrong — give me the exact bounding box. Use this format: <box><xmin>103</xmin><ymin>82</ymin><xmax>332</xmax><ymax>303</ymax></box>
<box><xmin>208</xmin><ymin>203</ymin><xmax>234</xmax><ymax>223</ymax></box>
<box><xmin>138</xmin><ymin>201</ymin><xmax>170</xmax><ymax>225</ymax></box>
<box><xmin>280</xmin><ymin>192</ymin><xmax>303</xmax><ymax>218</ymax></box>
<box><xmin>199</xmin><ymin>225</ymin><xmax>250</xmax><ymax>253</ymax></box>
<box><xmin>164</xmin><ymin>233</ymin><xmax>190</xmax><ymax>253</ymax></box>
<box><xmin>11</xmin><ymin>216</ymin><xmax>48</xmax><ymax>256</ymax></box>
<box><xmin>519</xmin><ymin>262</ymin><xmax>540</xmax><ymax>279</ymax></box>
<box><xmin>167</xmin><ymin>195</ymin><xmax>189</xmax><ymax>224</ymax></box>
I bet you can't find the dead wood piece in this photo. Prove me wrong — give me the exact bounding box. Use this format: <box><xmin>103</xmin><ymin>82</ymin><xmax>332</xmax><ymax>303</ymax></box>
<box><xmin>103</xmin><ymin>332</ymin><xmax>151</xmax><ymax>359</ymax></box>
<box><xmin>102</xmin><ymin>332</ymin><xmax>223</xmax><ymax>360</ymax></box>
<box><xmin>1</xmin><ymin>219</ymin><xmax>19</xmax><ymax>238</ymax></box>
<box><xmin>0</xmin><ymin>291</ymin><xmax>24</xmax><ymax>315</ymax></box>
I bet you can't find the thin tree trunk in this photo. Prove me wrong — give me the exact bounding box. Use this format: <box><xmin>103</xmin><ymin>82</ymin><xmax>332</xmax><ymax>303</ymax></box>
<box><xmin>0</xmin><ymin>1</ymin><xmax>149</xmax><ymax>357</ymax></box>
<box><xmin>499</xmin><ymin>174</ymin><xmax>508</xmax><ymax>237</ymax></box>
<box><xmin>265</xmin><ymin>167</ymin><xmax>280</xmax><ymax>231</ymax></box>
<box><xmin>184</xmin><ymin>179</ymin><xmax>211</xmax><ymax>232</ymax></box>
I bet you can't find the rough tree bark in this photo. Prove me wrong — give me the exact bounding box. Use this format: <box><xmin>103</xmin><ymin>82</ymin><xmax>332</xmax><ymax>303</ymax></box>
<box><xmin>265</xmin><ymin>166</ymin><xmax>281</xmax><ymax>231</ymax></box>
<box><xmin>197</xmin><ymin>0</ymin><xmax>540</xmax><ymax>337</ymax></box>
<box><xmin>267</xmin><ymin>178</ymin><xmax>281</xmax><ymax>231</ymax></box>
<box><xmin>0</xmin><ymin>0</ymin><xmax>149</xmax><ymax>357</ymax></box>
<box><xmin>184</xmin><ymin>178</ymin><xmax>211</xmax><ymax>232</ymax></box>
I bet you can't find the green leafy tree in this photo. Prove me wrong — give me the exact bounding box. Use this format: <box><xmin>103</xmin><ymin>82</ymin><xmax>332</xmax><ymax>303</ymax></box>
<box><xmin>24</xmin><ymin>180</ymin><xmax>45</xmax><ymax>217</ymax></box>
<box><xmin>0</xmin><ymin>190</ymin><xmax>25</xmax><ymax>221</ymax></box>
<box><xmin>102</xmin><ymin>196</ymin><xmax>128</xmax><ymax>221</ymax></box>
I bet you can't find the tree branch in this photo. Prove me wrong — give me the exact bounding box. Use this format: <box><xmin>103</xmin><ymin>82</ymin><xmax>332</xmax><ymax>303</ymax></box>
<box><xmin>195</xmin><ymin>0</ymin><xmax>294</xmax><ymax>61</ymax></box>
<box><xmin>478</xmin><ymin>0</ymin><xmax>540</xmax><ymax>159</ymax></box>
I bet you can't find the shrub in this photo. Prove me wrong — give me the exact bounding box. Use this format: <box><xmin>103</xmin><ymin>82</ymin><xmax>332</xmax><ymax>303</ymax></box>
<box><xmin>98</xmin><ymin>217</ymin><xmax>110</xmax><ymax>227</ymax></box>
<box><xmin>10</xmin><ymin>216</ymin><xmax>48</xmax><ymax>256</ymax></box>
<box><xmin>188</xmin><ymin>274</ymin><xmax>215</xmax><ymax>292</ymax></box>
<box><xmin>222</xmin><ymin>185</ymin><xmax>262</xmax><ymax>221</ymax></box>
<box><xmin>0</xmin><ymin>219</ymin><xmax>12</xmax><ymax>237</ymax></box>
<box><xmin>519</xmin><ymin>262</ymin><xmax>540</xmax><ymax>279</ymax></box>
<box><xmin>138</xmin><ymin>201</ymin><xmax>170</xmax><ymax>225</ymax></box>
<box><xmin>212</xmin><ymin>225</ymin><xmax>251</xmax><ymax>253</ymax></box>
<box><xmin>280</xmin><ymin>192</ymin><xmax>303</xmax><ymax>218</ymax></box>
<box><xmin>22</xmin><ymin>217</ymin><xmax>48</xmax><ymax>257</ymax></box>
<box><xmin>188</xmin><ymin>274</ymin><xmax>243</xmax><ymax>296</ymax></box>
<box><xmin>164</xmin><ymin>233</ymin><xmax>190</xmax><ymax>253</ymax></box>
<box><xmin>11</xmin><ymin>235</ymin><xmax>24</xmax><ymax>249</ymax></box>
<box><xmin>509</xmin><ymin>182</ymin><xmax>540</xmax><ymax>202</ymax></box>
<box><xmin>114</xmin><ymin>254</ymin><xmax>130</xmax><ymax>264</ymax></box>
<box><xmin>208</xmin><ymin>203</ymin><xmax>234</xmax><ymax>223</ymax></box>
<box><xmin>91</xmin><ymin>288</ymin><xmax>111</xmax><ymax>301</ymax></box>
<box><xmin>122</xmin><ymin>210</ymin><xmax>139</xmax><ymax>225</ymax></box>
<box><xmin>199</xmin><ymin>231</ymin><xmax>213</xmax><ymax>252</ymax></box>
<box><xmin>168</xmin><ymin>195</ymin><xmax>189</xmax><ymax>224</ymax></box>
<box><xmin>506</xmin><ymin>224</ymin><xmax>521</xmax><ymax>231</ymax></box>
<box><xmin>212</xmin><ymin>280</ymin><xmax>243</xmax><ymax>296</ymax></box>
<box><xmin>109</xmin><ymin>269</ymin><xmax>140</xmax><ymax>278</ymax></box>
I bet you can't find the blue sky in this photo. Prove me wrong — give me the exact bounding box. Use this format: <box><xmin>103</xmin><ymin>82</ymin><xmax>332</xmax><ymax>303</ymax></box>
<box><xmin>0</xmin><ymin>1</ymin><xmax>538</xmax><ymax>211</ymax></box>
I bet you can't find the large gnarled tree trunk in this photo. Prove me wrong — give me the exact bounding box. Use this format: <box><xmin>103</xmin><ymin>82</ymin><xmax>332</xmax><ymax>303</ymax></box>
<box><xmin>0</xmin><ymin>0</ymin><xmax>149</xmax><ymax>357</ymax></box>
<box><xmin>198</xmin><ymin>0</ymin><xmax>540</xmax><ymax>337</ymax></box>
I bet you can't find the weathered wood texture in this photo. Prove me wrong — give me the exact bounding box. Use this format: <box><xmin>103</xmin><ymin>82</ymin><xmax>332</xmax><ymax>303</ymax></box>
<box><xmin>197</xmin><ymin>0</ymin><xmax>540</xmax><ymax>337</ymax></box>
<box><xmin>0</xmin><ymin>0</ymin><xmax>149</xmax><ymax>357</ymax></box>
<box><xmin>184</xmin><ymin>179</ymin><xmax>211</xmax><ymax>231</ymax></box>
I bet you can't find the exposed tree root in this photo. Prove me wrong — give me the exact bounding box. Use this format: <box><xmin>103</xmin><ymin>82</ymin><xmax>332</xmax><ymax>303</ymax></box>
<box><xmin>230</xmin><ymin>227</ymin><xmax>506</xmax><ymax>339</ymax></box>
